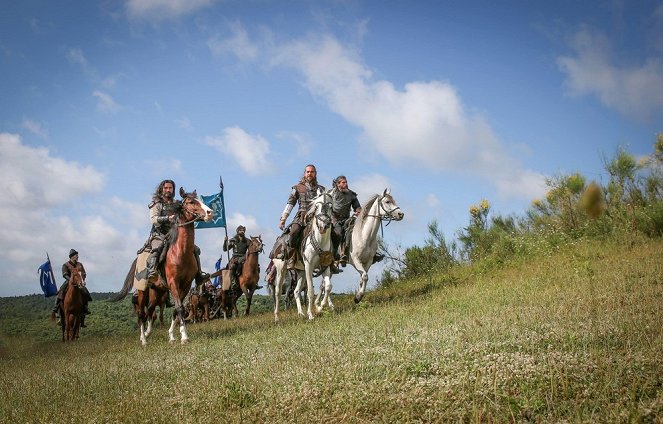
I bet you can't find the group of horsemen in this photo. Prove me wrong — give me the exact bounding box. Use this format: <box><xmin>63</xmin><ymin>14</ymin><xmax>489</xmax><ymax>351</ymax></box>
<box><xmin>51</xmin><ymin>164</ymin><xmax>378</xmax><ymax>325</ymax></box>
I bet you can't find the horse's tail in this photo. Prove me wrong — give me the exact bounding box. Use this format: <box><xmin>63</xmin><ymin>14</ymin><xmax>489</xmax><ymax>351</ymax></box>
<box><xmin>109</xmin><ymin>258</ymin><xmax>137</xmax><ymax>302</ymax></box>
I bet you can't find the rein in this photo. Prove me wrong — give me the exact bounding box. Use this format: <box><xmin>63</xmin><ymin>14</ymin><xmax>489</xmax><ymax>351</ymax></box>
<box><xmin>365</xmin><ymin>195</ymin><xmax>402</xmax><ymax>237</ymax></box>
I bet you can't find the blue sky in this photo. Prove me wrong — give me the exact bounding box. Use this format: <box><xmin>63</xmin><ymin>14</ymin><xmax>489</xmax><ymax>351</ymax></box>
<box><xmin>1</xmin><ymin>0</ymin><xmax>661</xmax><ymax>297</ymax></box>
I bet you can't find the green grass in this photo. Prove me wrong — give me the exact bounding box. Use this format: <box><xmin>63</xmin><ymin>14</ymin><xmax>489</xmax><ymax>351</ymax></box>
<box><xmin>1</xmin><ymin>238</ymin><xmax>662</xmax><ymax>423</ymax></box>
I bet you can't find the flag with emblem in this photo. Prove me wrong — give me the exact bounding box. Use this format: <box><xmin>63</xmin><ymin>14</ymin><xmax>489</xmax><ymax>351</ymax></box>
<box><xmin>38</xmin><ymin>254</ymin><xmax>58</xmax><ymax>297</ymax></box>
<box><xmin>195</xmin><ymin>177</ymin><xmax>227</xmax><ymax>229</ymax></box>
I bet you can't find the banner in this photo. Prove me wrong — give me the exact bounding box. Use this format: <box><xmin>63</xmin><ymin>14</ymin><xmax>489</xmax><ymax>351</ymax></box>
<box><xmin>194</xmin><ymin>190</ymin><xmax>227</xmax><ymax>229</ymax></box>
<box><xmin>38</xmin><ymin>257</ymin><xmax>58</xmax><ymax>297</ymax></box>
<box><xmin>211</xmin><ymin>257</ymin><xmax>223</xmax><ymax>287</ymax></box>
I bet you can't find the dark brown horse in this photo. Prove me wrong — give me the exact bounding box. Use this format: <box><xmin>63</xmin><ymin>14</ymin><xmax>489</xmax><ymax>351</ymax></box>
<box><xmin>133</xmin><ymin>285</ymin><xmax>169</xmax><ymax>327</ymax></box>
<box><xmin>62</xmin><ymin>268</ymin><xmax>85</xmax><ymax>342</ymax></box>
<box><xmin>232</xmin><ymin>235</ymin><xmax>264</xmax><ymax>316</ymax></box>
<box><xmin>113</xmin><ymin>187</ymin><xmax>213</xmax><ymax>345</ymax></box>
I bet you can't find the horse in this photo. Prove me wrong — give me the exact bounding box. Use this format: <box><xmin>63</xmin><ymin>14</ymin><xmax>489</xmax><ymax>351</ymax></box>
<box><xmin>273</xmin><ymin>191</ymin><xmax>333</xmax><ymax>322</ymax></box>
<box><xmin>133</xmin><ymin>286</ymin><xmax>169</xmax><ymax>326</ymax></box>
<box><xmin>61</xmin><ymin>268</ymin><xmax>85</xmax><ymax>342</ymax></box>
<box><xmin>232</xmin><ymin>235</ymin><xmax>264</xmax><ymax>316</ymax></box>
<box><xmin>187</xmin><ymin>283</ymin><xmax>213</xmax><ymax>323</ymax></box>
<box><xmin>343</xmin><ymin>189</ymin><xmax>404</xmax><ymax>304</ymax></box>
<box><xmin>113</xmin><ymin>187</ymin><xmax>213</xmax><ymax>345</ymax></box>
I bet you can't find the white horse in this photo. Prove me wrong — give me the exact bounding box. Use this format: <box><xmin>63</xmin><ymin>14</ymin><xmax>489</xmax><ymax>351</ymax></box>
<box><xmin>347</xmin><ymin>189</ymin><xmax>404</xmax><ymax>303</ymax></box>
<box><xmin>273</xmin><ymin>191</ymin><xmax>333</xmax><ymax>322</ymax></box>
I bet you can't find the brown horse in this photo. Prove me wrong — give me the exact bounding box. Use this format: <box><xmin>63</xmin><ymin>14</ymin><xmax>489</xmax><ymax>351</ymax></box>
<box><xmin>164</xmin><ymin>188</ymin><xmax>213</xmax><ymax>344</ymax></box>
<box><xmin>62</xmin><ymin>268</ymin><xmax>85</xmax><ymax>342</ymax></box>
<box><xmin>133</xmin><ymin>286</ymin><xmax>169</xmax><ymax>327</ymax></box>
<box><xmin>113</xmin><ymin>187</ymin><xmax>213</xmax><ymax>345</ymax></box>
<box><xmin>186</xmin><ymin>284</ymin><xmax>213</xmax><ymax>323</ymax></box>
<box><xmin>232</xmin><ymin>235</ymin><xmax>264</xmax><ymax>316</ymax></box>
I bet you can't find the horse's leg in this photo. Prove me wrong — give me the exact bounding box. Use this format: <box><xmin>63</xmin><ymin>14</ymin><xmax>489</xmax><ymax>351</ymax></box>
<box><xmin>273</xmin><ymin>260</ymin><xmax>285</xmax><ymax>322</ymax></box>
<box><xmin>244</xmin><ymin>289</ymin><xmax>252</xmax><ymax>316</ymax></box>
<box><xmin>137</xmin><ymin>290</ymin><xmax>149</xmax><ymax>346</ymax></box>
<box><xmin>171</xmin><ymin>287</ymin><xmax>190</xmax><ymax>344</ymax></box>
<box><xmin>355</xmin><ymin>262</ymin><xmax>370</xmax><ymax>303</ymax></box>
<box><xmin>317</xmin><ymin>273</ymin><xmax>333</xmax><ymax>313</ymax></box>
<box><xmin>293</xmin><ymin>269</ymin><xmax>305</xmax><ymax>318</ymax></box>
<box><xmin>145</xmin><ymin>290</ymin><xmax>158</xmax><ymax>338</ymax></box>
<box><xmin>168</xmin><ymin>309</ymin><xmax>178</xmax><ymax>343</ymax></box>
<box><xmin>302</xmin><ymin>263</ymin><xmax>315</xmax><ymax>320</ymax></box>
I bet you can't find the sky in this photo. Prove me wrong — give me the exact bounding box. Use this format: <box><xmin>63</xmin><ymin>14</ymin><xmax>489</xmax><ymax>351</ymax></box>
<box><xmin>1</xmin><ymin>0</ymin><xmax>661</xmax><ymax>298</ymax></box>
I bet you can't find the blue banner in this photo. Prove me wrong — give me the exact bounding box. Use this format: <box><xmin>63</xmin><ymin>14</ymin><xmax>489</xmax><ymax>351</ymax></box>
<box><xmin>194</xmin><ymin>191</ymin><xmax>227</xmax><ymax>229</ymax></box>
<box><xmin>38</xmin><ymin>259</ymin><xmax>58</xmax><ymax>297</ymax></box>
<box><xmin>211</xmin><ymin>257</ymin><xmax>223</xmax><ymax>287</ymax></box>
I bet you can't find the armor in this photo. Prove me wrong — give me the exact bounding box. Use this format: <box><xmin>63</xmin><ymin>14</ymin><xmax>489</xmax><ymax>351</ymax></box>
<box><xmin>284</xmin><ymin>182</ymin><xmax>326</xmax><ymax>225</ymax></box>
<box><xmin>331</xmin><ymin>189</ymin><xmax>360</xmax><ymax>223</ymax></box>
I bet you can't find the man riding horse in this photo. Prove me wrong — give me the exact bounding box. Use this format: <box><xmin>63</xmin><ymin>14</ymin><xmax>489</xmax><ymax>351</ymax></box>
<box><xmin>330</xmin><ymin>175</ymin><xmax>362</xmax><ymax>267</ymax></box>
<box><xmin>277</xmin><ymin>164</ymin><xmax>335</xmax><ymax>270</ymax></box>
<box><xmin>50</xmin><ymin>249</ymin><xmax>92</xmax><ymax>327</ymax></box>
<box><xmin>224</xmin><ymin>225</ymin><xmax>263</xmax><ymax>291</ymax></box>
<box><xmin>145</xmin><ymin>179</ymin><xmax>208</xmax><ymax>286</ymax></box>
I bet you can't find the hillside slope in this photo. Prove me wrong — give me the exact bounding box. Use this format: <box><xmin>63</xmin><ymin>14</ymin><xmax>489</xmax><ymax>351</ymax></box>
<box><xmin>1</xmin><ymin>239</ymin><xmax>661</xmax><ymax>423</ymax></box>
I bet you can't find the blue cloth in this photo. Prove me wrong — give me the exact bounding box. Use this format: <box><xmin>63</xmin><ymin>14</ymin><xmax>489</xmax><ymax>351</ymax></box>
<box><xmin>211</xmin><ymin>257</ymin><xmax>222</xmax><ymax>287</ymax></box>
<box><xmin>38</xmin><ymin>259</ymin><xmax>58</xmax><ymax>297</ymax></box>
<box><xmin>194</xmin><ymin>191</ymin><xmax>227</xmax><ymax>229</ymax></box>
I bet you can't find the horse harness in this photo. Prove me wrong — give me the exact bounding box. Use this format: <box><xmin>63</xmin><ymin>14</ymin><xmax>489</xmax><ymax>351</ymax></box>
<box><xmin>365</xmin><ymin>193</ymin><xmax>402</xmax><ymax>238</ymax></box>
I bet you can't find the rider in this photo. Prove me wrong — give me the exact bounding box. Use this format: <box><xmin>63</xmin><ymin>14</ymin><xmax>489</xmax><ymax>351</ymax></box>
<box><xmin>330</xmin><ymin>175</ymin><xmax>362</xmax><ymax>266</ymax></box>
<box><xmin>50</xmin><ymin>249</ymin><xmax>93</xmax><ymax>327</ymax></box>
<box><xmin>224</xmin><ymin>225</ymin><xmax>264</xmax><ymax>291</ymax></box>
<box><xmin>278</xmin><ymin>164</ymin><xmax>326</xmax><ymax>267</ymax></box>
<box><xmin>145</xmin><ymin>179</ymin><xmax>209</xmax><ymax>286</ymax></box>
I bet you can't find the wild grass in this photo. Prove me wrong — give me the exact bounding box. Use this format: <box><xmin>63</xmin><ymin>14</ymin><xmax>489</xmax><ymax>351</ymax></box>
<box><xmin>1</xmin><ymin>238</ymin><xmax>662</xmax><ymax>423</ymax></box>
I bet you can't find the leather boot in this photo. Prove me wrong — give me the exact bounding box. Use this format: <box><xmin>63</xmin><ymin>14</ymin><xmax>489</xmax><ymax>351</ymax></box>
<box><xmin>51</xmin><ymin>298</ymin><xmax>62</xmax><ymax>323</ymax></box>
<box><xmin>194</xmin><ymin>252</ymin><xmax>209</xmax><ymax>284</ymax></box>
<box><xmin>80</xmin><ymin>314</ymin><xmax>87</xmax><ymax>328</ymax></box>
<box><xmin>146</xmin><ymin>250</ymin><xmax>160</xmax><ymax>283</ymax></box>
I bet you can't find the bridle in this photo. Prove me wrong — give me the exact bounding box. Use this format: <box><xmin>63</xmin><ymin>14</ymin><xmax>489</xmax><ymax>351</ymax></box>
<box><xmin>248</xmin><ymin>237</ymin><xmax>264</xmax><ymax>254</ymax></box>
<box><xmin>178</xmin><ymin>196</ymin><xmax>206</xmax><ymax>227</ymax></box>
<box><xmin>365</xmin><ymin>194</ymin><xmax>403</xmax><ymax>237</ymax></box>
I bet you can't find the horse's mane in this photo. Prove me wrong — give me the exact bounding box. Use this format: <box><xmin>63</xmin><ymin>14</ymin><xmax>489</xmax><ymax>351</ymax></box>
<box><xmin>162</xmin><ymin>201</ymin><xmax>185</xmax><ymax>258</ymax></box>
<box><xmin>358</xmin><ymin>194</ymin><xmax>379</xmax><ymax>222</ymax></box>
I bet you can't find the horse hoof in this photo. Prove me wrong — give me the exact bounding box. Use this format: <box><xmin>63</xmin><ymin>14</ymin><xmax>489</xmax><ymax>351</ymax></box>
<box><xmin>181</xmin><ymin>338</ymin><xmax>189</xmax><ymax>345</ymax></box>
<box><xmin>354</xmin><ymin>296</ymin><xmax>361</xmax><ymax>304</ymax></box>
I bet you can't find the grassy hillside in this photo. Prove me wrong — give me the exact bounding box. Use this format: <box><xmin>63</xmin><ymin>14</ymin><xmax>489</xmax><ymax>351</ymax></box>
<box><xmin>1</xmin><ymin>238</ymin><xmax>661</xmax><ymax>423</ymax></box>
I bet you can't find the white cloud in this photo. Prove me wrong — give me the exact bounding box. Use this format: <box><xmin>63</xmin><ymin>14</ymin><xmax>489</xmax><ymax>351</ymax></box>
<box><xmin>22</xmin><ymin>118</ymin><xmax>48</xmax><ymax>139</ymax></box>
<box><xmin>271</xmin><ymin>34</ymin><xmax>546</xmax><ymax>200</ymax></box>
<box><xmin>175</xmin><ymin>116</ymin><xmax>194</xmax><ymax>131</ymax></box>
<box><xmin>0</xmin><ymin>133</ymin><xmax>142</xmax><ymax>297</ymax></box>
<box><xmin>275</xmin><ymin>131</ymin><xmax>312</xmax><ymax>157</ymax></box>
<box><xmin>557</xmin><ymin>27</ymin><xmax>663</xmax><ymax>121</ymax></box>
<box><xmin>208</xmin><ymin>21</ymin><xmax>259</xmax><ymax>62</ymax></box>
<box><xmin>205</xmin><ymin>126</ymin><xmax>274</xmax><ymax>176</ymax></box>
<box><xmin>93</xmin><ymin>90</ymin><xmax>120</xmax><ymax>114</ymax></box>
<box><xmin>426</xmin><ymin>193</ymin><xmax>440</xmax><ymax>208</ymax></box>
<box><xmin>125</xmin><ymin>0</ymin><xmax>217</xmax><ymax>21</ymax></box>
<box><xmin>353</xmin><ymin>173</ymin><xmax>392</xmax><ymax>204</ymax></box>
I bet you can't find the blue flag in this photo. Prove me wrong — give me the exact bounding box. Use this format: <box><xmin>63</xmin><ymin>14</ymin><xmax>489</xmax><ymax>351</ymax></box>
<box><xmin>211</xmin><ymin>257</ymin><xmax>223</xmax><ymax>287</ymax></box>
<box><xmin>38</xmin><ymin>258</ymin><xmax>58</xmax><ymax>297</ymax></box>
<box><xmin>194</xmin><ymin>190</ymin><xmax>227</xmax><ymax>229</ymax></box>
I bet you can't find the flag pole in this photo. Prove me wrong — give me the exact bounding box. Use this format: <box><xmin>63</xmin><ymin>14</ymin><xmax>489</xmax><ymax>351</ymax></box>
<box><xmin>221</xmin><ymin>176</ymin><xmax>231</xmax><ymax>263</ymax></box>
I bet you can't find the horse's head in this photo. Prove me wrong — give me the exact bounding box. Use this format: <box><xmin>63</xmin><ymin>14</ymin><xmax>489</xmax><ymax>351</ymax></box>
<box><xmin>179</xmin><ymin>187</ymin><xmax>214</xmax><ymax>223</ymax></box>
<box><xmin>248</xmin><ymin>235</ymin><xmax>264</xmax><ymax>254</ymax></box>
<box><xmin>306</xmin><ymin>191</ymin><xmax>333</xmax><ymax>234</ymax></box>
<box><xmin>378</xmin><ymin>189</ymin><xmax>404</xmax><ymax>221</ymax></box>
<box><xmin>69</xmin><ymin>268</ymin><xmax>84</xmax><ymax>287</ymax></box>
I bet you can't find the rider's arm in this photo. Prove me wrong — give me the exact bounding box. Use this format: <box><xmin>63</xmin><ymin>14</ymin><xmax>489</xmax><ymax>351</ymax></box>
<box><xmin>279</xmin><ymin>187</ymin><xmax>298</xmax><ymax>228</ymax></box>
<box><xmin>62</xmin><ymin>263</ymin><xmax>70</xmax><ymax>281</ymax></box>
<box><xmin>79</xmin><ymin>263</ymin><xmax>87</xmax><ymax>281</ymax></box>
<box><xmin>150</xmin><ymin>202</ymin><xmax>163</xmax><ymax>225</ymax></box>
